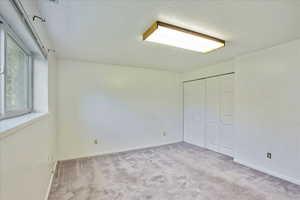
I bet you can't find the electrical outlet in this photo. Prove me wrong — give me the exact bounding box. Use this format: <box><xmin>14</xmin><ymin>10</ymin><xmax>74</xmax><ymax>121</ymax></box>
<box><xmin>162</xmin><ymin>131</ymin><xmax>166</xmax><ymax>136</ymax></box>
<box><xmin>94</xmin><ymin>139</ymin><xmax>99</xmax><ymax>144</ymax></box>
<box><xmin>267</xmin><ymin>152</ymin><xmax>272</xmax><ymax>159</ymax></box>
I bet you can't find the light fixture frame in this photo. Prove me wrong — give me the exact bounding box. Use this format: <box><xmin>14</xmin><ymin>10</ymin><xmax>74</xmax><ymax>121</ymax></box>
<box><xmin>143</xmin><ymin>21</ymin><xmax>225</xmax><ymax>53</ymax></box>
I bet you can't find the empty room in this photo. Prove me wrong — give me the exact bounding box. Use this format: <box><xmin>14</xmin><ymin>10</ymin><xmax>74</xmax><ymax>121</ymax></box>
<box><xmin>1</xmin><ymin>0</ymin><xmax>300</xmax><ymax>199</ymax></box>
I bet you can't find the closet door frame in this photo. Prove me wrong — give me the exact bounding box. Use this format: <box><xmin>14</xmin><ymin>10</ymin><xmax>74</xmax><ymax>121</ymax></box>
<box><xmin>183</xmin><ymin>72</ymin><xmax>235</xmax><ymax>157</ymax></box>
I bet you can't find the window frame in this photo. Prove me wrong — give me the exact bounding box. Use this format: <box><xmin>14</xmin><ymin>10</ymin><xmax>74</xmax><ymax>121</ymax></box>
<box><xmin>0</xmin><ymin>17</ymin><xmax>33</xmax><ymax>121</ymax></box>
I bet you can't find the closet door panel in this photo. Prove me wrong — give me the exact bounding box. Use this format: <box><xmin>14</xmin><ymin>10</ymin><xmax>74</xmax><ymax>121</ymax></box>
<box><xmin>205</xmin><ymin>77</ymin><xmax>220</xmax><ymax>152</ymax></box>
<box><xmin>183</xmin><ymin>80</ymin><xmax>206</xmax><ymax>147</ymax></box>
<box><xmin>221</xmin><ymin>92</ymin><xmax>234</xmax><ymax>124</ymax></box>
<box><xmin>206</xmin><ymin>77</ymin><xmax>219</xmax><ymax>122</ymax></box>
<box><xmin>219</xmin><ymin>74</ymin><xmax>234</xmax><ymax>156</ymax></box>
<box><xmin>219</xmin><ymin>125</ymin><xmax>234</xmax><ymax>156</ymax></box>
<box><xmin>206</xmin><ymin>123</ymin><xmax>219</xmax><ymax>151</ymax></box>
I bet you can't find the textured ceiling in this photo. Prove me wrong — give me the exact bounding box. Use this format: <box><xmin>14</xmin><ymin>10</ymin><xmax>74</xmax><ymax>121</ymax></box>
<box><xmin>38</xmin><ymin>0</ymin><xmax>300</xmax><ymax>72</ymax></box>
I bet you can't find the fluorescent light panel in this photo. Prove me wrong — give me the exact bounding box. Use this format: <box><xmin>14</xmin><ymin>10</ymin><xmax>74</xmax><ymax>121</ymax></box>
<box><xmin>143</xmin><ymin>21</ymin><xmax>225</xmax><ymax>53</ymax></box>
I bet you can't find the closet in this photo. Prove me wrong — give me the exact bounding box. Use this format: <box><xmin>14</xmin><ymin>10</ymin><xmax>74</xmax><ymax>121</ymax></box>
<box><xmin>184</xmin><ymin>73</ymin><xmax>234</xmax><ymax>157</ymax></box>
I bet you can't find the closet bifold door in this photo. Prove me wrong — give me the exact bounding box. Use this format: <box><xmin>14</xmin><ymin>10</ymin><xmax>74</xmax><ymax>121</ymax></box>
<box><xmin>183</xmin><ymin>73</ymin><xmax>234</xmax><ymax>157</ymax></box>
<box><xmin>218</xmin><ymin>74</ymin><xmax>234</xmax><ymax>156</ymax></box>
<box><xmin>183</xmin><ymin>80</ymin><xmax>206</xmax><ymax>147</ymax></box>
<box><xmin>205</xmin><ymin>77</ymin><xmax>220</xmax><ymax>152</ymax></box>
<box><xmin>205</xmin><ymin>74</ymin><xmax>234</xmax><ymax>156</ymax></box>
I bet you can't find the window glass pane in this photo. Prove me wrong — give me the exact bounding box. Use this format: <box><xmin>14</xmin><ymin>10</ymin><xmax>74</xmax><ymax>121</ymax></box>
<box><xmin>5</xmin><ymin>35</ymin><xmax>29</xmax><ymax>113</ymax></box>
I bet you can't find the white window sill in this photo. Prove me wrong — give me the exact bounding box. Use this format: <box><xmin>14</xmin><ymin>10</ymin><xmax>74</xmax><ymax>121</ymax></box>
<box><xmin>0</xmin><ymin>112</ymin><xmax>50</xmax><ymax>140</ymax></box>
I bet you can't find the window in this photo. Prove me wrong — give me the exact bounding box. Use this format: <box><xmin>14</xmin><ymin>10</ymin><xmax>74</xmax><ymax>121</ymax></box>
<box><xmin>0</xmin><ymin>19</ymin><xmax>33</xmax><ymax>120</ymax></box>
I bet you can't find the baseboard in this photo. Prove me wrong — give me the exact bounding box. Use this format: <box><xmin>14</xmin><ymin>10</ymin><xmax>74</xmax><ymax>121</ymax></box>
<box><xmin>44</xmin><ymin>161</ymin><xmax>58</xmax><ymax>200</ymax></box>
<box><xmin>234</xmin><ymin>159</ymin><xmax>300</xmax><ymax>186</ymax></box>
<box><xmin>59</xmin><ymin>141</ymin><xmax>183</xmax><ymax>162</ymax></box>
<box><xmin>184</xmin><ymin>141</ymin><xmax>234</xmax><ymax>158</ymax></box>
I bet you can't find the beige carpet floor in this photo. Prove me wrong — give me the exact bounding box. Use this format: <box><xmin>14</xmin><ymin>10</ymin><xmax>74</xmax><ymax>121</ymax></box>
<box><xmin>48</xmin><ymin>143</ymin><xmax>300</xmax><ymax>200</ymax></box>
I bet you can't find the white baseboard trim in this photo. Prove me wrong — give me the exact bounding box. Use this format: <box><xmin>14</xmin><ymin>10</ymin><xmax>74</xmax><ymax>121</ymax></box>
<box><xmin>59</xmin><ymin>141</ymin><xmax>182</xmax><ymax>162</ymax></box>
<box><xmin>44</xmin><ymin>161</ymin><xmax>58</xmax><ymax>200</ymax></box>
<box><xmin>234</xmin><ymin>159</ymin><xmax>300</xmax><ymax>186</ymax></box>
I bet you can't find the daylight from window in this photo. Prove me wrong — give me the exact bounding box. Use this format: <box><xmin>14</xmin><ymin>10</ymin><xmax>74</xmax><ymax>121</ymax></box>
<box><xmin>0</xmin><ymin>21</ymin><xmax>32</xmax><ymax>120</ymax></box>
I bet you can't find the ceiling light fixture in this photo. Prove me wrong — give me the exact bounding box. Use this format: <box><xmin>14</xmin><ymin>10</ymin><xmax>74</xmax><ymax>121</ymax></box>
<box><xmin>143</xmin><ymin>21</ymin><xmax>225</xmax><ymax>53</ymax></box>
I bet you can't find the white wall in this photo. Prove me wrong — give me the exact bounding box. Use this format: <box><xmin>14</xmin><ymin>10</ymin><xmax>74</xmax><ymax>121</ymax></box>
<box><xmin>183</xmin><ymin>39</ymin><xmax>300</xmax><ymax>185</ymax></box>
<box><xmin>57</xmin><ymin>60</ymin><xmax>183</xmax><ymax>160</ymax></box>
<box><xmin>0</xmin><ymin>54</ymin><xmax>57</xmax><ymax>200</ymax></box>
<box><xmin>234</xmin><ymin>39</ymin><xmax>300</xmax><ymax>184</ymax></box>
